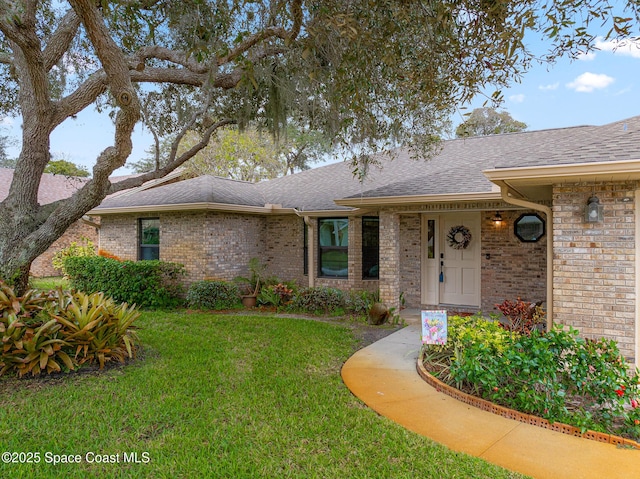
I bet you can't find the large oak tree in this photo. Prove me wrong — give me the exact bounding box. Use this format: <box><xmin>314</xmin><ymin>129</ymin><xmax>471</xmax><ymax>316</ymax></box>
<box><xmin>0</xmin><ymin>0</ymin><xmax>637</xmax><ymax>292</ymax></box>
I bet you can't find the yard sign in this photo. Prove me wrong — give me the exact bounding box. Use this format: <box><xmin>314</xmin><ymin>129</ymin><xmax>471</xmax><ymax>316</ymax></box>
<box><xmin>421</xmin><ymin>310</ymin><xmax>447</xmax><ymax>345</ymax></box>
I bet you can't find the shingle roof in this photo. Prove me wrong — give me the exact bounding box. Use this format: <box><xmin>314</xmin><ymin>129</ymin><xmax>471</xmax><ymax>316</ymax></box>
<box><xmin>91</xmin><ymin>115</ymin><xmax>640</xmax><ymax>213</ymax></box>
<box><xmin>98</xmin><ymin>175</ymin><xmax>267</xmax><ymax>209</ymax></box>
<box><xmin>0</xmin><ymin>168</ymin><xmax>89</xmax><ymax>204</ymax></box>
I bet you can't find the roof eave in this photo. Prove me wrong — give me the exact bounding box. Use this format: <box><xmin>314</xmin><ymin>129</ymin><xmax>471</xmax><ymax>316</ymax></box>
<box><xmin>334</xmin><ymin>191</ymin><xmax>503</xmax><ymax>208</ymax></box>
<box><xmin>89</xmin><ymin>202</ymin><xmax>295</xmax><ymax>215</ymax></box>
<box><xmin>483</xmin><ymin>159</ymin><xmax>640</xmax><ymax>185</ymax></box>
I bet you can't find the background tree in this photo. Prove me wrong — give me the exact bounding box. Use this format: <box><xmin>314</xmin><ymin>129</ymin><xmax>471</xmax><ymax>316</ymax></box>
<box><xmin>279</xmin><ymin>123</ymin><xmax>329</xmax><ymax>175</ymax></box>
<box><xmin>0</xmin><ymin>0</ymin><xmax>638</xmax><ymax>292</ymax></box>
<box><xmin>456</xmin><ymin>108</ymin><xmax>528</xmax><ymax>138</ymax></box>
<box><xmin>0</xmin><ymin>127</ymin><xmax>15</xmax><ymax>167</ymax></box>
<box><xmin>129</xmin><ymin>123</ymin><xmax>328</xmax><ymax>178</ymax></box>
<box><xmin>181</xmin><ymin>128</ymin><xmax>282</xmax><ymax>182</ymax></box>
<box><xmin>44</xmin><ymin>159</ymin><xmax>91</xmax><ymax>177</ymax></box>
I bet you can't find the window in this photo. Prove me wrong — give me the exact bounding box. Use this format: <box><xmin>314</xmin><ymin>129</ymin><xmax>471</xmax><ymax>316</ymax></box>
<box><xmin>514</xmin><ymin>213</ymin><xmax>545</xmax><ymax>242</ymax></box>
<box><xmin>318</xmin><ymin>218</ymin><xmax>348</xmax><ymax>277</ymax></box>
<box><xmin>139</xmin><ymin>218</ymin><xmax>160</xmax><ymax>260</ymax></box>
<box><xmin>362</xmin><ymin>217</ymin><xmax>379</xmax><ymax>279</ymax></box>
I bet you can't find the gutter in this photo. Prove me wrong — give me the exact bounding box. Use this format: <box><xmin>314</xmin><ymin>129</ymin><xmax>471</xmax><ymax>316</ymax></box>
<box><xmin>494</xmin><ymin>180</ymin><xmax>553</xmax><ymax>331</ymax></box>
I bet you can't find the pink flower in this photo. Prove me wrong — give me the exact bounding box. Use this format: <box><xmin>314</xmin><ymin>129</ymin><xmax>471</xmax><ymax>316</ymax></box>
<box><xmin>631</xmin><ymin>399</ymin><xmax>639</xmax><ymax>409</ymax></box>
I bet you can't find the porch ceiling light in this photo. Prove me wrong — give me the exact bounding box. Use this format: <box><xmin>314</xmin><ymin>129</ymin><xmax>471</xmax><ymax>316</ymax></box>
<box><xmin>585</xmin><ymin>195</ymin><xmax>604</xmax><ymax>223</ymax></box>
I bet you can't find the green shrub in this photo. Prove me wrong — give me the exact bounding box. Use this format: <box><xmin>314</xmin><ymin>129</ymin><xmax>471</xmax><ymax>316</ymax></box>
<box><xmin>430</xmin><ymin>318</ymin><xmax>640</xmax><ymax>439</ymax></box>
<box><xmin>187</xmin><ymin>280</ymin><xmax>241</xmax><ymax>310</ymax></box>
<box><xmin>64</xmin><ymin>256</ymin><xmax>185</xmax><ymax>309</ymax></box>
<box><xmin>289</xmin><ymin>287</ymin><xmax>345</xmax><ymax>314</ymax></box>
<box><xmin>0</xmin><ymin>281</ymin><xmax>140</xmax><ymax>377</ymax></box>
<box><xmin>51</xmin><ymin>237</ymin><xmax>96</xmax><ymax>277</ymax></box>
<box><xmin>423</xmin><ymin>314</ymin><xmax>512</xmax><ymax>384</ymax></box>
<box><xmin>344</xmin><ymin>290</ymin><xmax>378</xmax><ymax>316</ymax></box>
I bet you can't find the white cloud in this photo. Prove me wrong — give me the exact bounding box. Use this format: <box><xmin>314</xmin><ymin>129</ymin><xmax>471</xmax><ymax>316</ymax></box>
<box><xmin>509</xmin><ymin>94</ymin><xmax>525</xmax><ymax>103</ymax></box>
<box><xmin>576</xmin><ymin>51</ymin><xmax>597</xmax><ymax>61</ymax></box>
<box><xmin>566</xmin><ymin>72</ymin><xmax>615</xmax><ymax>93</ymax></box>
<box><xmin>539</xmin><ymin>82</ymin><xmax>559</xmax><ymax>91</ymax></box>
<box><xmin>0</xmin><ymin>117</ymin><xmax>13</xmax><ymax>126</ymax></box>
<box><xmin>594</xmin><ymin>37</ymin><xmax>640</xmax><ymax>59</ymax></box>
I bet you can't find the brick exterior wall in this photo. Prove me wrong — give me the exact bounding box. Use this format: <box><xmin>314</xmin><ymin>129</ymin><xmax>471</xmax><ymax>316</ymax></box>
<box><xmin>553</xmin><ymin>182</ymin><xmax>638</xmax><ymax>361</ymax></box>
<box><xmin>30</xmin><ymin>219</ymin><xmax>99</xmax><ymax>277</ymax></box>
<box><xmin>481</xmin><ymin>210</ymin><xmax>547</xmax><ymax>314</ymax></box>
<box><xmin>264</xmin><ymin>215</ymin><xmax>306</xmax><ymax>286</ymax></box>
<box><xmin>99</xmin><ymin>212</ymin><xmax>266</xmax><ymax>286</ymax></box>
<box><xmin>399</xmin><ymin>214</ymin><xmax>422</xmax><ymax>307</ymax></box>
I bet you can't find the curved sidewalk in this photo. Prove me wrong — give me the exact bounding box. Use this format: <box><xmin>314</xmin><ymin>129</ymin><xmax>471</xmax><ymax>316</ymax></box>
<box><xmin>341</xmin><ymin>323</ymin><xmax>640</xmax><ymax>479</ymax></box>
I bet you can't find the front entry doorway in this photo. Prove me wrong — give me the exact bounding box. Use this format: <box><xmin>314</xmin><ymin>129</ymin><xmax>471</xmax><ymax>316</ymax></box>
<box><xmin>421</xmin><ymin>212</ymin><xmax>481</xmax><ymax>308</ymax></box>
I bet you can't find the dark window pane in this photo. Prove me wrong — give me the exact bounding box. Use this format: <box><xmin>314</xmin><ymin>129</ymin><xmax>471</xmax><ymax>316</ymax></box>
<box><xmin>318</xmin><ymin>218</ymin><xmax>348</xmax><ymax>277</ymax></box>
<box><xmin>139</xmin><ymin>218</ymin><xmax>160</xmax><ymax>260</ymax></box>
<box><xmin>362</xmin><ymin>217</ymin><xmax>379</xmax><ymax>279</ymax></box>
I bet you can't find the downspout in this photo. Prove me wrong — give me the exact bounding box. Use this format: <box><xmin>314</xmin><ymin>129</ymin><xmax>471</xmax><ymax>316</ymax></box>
<box><xmin>303</xmin><ymin>216</ymin><xmax>315</xmax><ymax>288</ymax></box>
<box><xmin>496</xmin><ymin>182</ymin><xmax>553</xmax><ymax>331</ymax></box>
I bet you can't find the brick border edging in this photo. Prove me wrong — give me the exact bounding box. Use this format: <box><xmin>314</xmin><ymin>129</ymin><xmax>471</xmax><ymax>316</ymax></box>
<box><xmin>416</xmin><ymin>351</ymin><xmax>640</xmax><ymax>450</ymax></box>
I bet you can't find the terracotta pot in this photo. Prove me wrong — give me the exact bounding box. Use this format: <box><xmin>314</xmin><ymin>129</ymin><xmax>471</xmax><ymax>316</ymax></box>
<box><xmin>241</xmin><ymin>295</ymin><xmax>257</xmax><ymax>308</ymax></box>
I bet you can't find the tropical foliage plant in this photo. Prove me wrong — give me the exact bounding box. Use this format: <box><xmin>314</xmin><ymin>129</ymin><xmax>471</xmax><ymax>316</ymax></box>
<box><xmin>0</xmin><ymin>282</ymin><xmax>140</xmax><ymax>377</ymax></box>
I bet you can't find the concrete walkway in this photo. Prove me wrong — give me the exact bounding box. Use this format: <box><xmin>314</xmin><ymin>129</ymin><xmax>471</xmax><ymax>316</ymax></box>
<box><xmin>341</xmin><ymin>320</ymin><xmax>640</xmax><ymax>479</ymax></box>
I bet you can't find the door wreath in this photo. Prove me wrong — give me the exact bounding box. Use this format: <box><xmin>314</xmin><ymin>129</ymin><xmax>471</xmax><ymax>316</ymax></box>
<box><xmin>446</xmin><ymin>225</ymin><xmax>472</xmax><ymax>250</ymax></box>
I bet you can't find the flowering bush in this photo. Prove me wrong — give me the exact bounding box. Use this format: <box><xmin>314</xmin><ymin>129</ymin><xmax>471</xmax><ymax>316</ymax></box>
<box><xmin>423</xmin><ymin>316</ymin><xmax>640</xmax><ymax>440</ymax></box>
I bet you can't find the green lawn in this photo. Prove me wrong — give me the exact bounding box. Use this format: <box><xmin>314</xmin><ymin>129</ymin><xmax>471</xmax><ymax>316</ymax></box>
<box><xmin>0</xmin><ymin>312</ymin><xmax>528</xmax><ymax>478</ymax></box>
<box><xmin>29</xmin><ymin>276</ymin><xmax>69</xmax><ymax>291</ymax></box>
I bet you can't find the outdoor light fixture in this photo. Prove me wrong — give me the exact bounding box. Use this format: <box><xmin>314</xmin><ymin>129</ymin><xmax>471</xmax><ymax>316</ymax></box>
<box><xmin>492</xmin><ymin>211</ymin><xmax>503</xmax><ymax>225</ymax></box>
<box><xmin>585</xmin><ymin>195</ymin><xmax>604</xmax><ymax>223</ymax></box>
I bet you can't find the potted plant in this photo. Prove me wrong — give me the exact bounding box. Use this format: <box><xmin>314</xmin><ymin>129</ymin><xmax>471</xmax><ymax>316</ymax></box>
<box><xmin>235</xmin><ymin>258</ymin><xmax>267</xmax><ymax>308</ymax></box>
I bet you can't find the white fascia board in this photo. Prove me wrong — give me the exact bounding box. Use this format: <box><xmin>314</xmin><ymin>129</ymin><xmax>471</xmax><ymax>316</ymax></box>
<box><xmin>483</xmin><ymin>159</ymin><xmax>640</xmax><ymax>184</ymax></box>
<box><xmin>334</xmin><ymin>191</ymin><xmax>502</xmax><ymax>207</ymax></box>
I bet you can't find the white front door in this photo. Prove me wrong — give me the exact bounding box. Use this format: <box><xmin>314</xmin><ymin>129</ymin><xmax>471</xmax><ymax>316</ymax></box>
<box><xmin>439</xmin><ymin>213</ymin><xmax>481</xmax><ymax>307</ymax></box>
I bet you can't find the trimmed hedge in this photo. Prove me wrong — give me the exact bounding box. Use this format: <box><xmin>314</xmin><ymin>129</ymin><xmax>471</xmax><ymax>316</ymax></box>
<box><xmin>187</xmin><ymin>280</ymin><xmax>241</xmax><ymax>310</ymax></box>
<box><xmin>64</xmin><ymin>256</ymin><xmax>185</xmax><ymax>309</ymax></box>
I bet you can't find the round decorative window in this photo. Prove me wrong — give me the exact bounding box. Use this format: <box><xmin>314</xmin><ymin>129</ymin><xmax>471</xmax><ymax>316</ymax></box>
<box><xmin>514</xmin><ymin>213</ymin><xmax>545</xmax><ymax>242</ymax></box>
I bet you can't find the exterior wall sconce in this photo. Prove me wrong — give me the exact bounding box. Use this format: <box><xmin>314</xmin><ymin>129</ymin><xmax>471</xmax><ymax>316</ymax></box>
<box><xmin>492</xmin><ymin>211</ymin><xmax>503</xmax><ymax>225</ymax></box>
<box><xmin>585</xmin><ymin>195</ymin><xmax>604</xmax><ymax>223</ymax></box>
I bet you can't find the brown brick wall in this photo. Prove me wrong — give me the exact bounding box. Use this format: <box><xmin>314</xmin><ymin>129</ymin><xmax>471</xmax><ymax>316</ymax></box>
<box><xmin>399</xmin><ymin>214</ymin><xmax>422</xmax><ymax>307</ymax></box>
<box><xmin>31</xmin><ymin>219</ymin><xmax>99</xmax><ymax>277</ymax></box>
<box><xmin>553</xmin><ymin>182</ymin><xmax>637</xmax><ymax>361</ymax></box>
<box><xmin>99</xmin><ymin>212</ymin><xmax>266</xmax><ymax>286</ymax></box>
<box><xmin>202</xmin><ymin>212</ymin><xmax>265</xmax><ymax>283</ymax></box>
<box><xmin>264</xmin><ymin>215</ymin><xmax>306</xmax><ymax>286</ymax></box>
<box><xmin>481</xmin><ymin>210</ymin><xmax>547</xmax><ymax>314</ymax></box>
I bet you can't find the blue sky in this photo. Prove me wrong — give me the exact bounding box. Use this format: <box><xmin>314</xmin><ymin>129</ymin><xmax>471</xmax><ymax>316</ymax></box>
<box><xmin>458</xmin><ymin>35</ymin><xmax>640</xmax><ymax>135</ymax></box>
<box><xmin>2</xmin><ymin>32</ymin><xmax>639</xmax><ymax>175</ymax></box>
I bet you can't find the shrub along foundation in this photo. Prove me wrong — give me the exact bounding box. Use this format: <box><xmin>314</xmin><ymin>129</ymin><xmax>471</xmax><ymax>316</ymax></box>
<box><xmin>417</xmin><ymin>350</ymin><xmax>640</xmax><ymax>450</ymax></box>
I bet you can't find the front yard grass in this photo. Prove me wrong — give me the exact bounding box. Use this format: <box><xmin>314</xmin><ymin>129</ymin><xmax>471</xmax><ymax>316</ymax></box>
<box><xmin>0</xmin><ymin>312</ymin><xmax>528</xmax><ymax>478</ymax></box>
